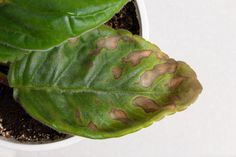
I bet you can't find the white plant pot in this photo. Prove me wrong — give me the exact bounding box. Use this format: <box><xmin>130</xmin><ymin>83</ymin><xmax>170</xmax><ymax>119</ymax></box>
<box><xmin>0</xmin><ymin>0</ymin><xmax>149</xmax><ymax>151</ymax></box>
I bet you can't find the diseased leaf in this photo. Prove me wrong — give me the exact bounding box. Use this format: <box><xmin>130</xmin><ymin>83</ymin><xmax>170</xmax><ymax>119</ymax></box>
<box><xmin>8</xmin><ymin>26</ymin><xmax>202</xmax><ymax>139</ymax></box>
<box><xmin>0</xmin><ymin>0</ymin><xmax>128</xmax><ymax>50</ymax></box>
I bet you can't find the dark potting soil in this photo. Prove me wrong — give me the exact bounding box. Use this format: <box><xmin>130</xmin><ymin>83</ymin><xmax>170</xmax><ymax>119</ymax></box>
<box><xmin>106</xmin><ymin>0</ymin><xmax>140</xmax><ymax>35</ymax></box>
<box><xmin>0</xmin><ymin>81</ymin><xmax>69</xmax><ymax>143</ymax></box>
<box><xmin>0</xmin><ymin>0</ymin><xmax>141</xmax><ymax>143</ymax></box>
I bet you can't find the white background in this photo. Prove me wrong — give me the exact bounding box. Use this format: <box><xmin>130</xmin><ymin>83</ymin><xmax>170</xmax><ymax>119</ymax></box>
<box><xmin>1</xmin><ymin>0</ymin><xmax>236</xmax><ymax>156</ymax></box>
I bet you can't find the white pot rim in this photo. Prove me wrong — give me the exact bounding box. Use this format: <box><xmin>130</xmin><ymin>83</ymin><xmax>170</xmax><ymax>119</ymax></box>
<box><xmin>136</xmin><ymin>0</ymin><xmax>150</xmax><ymax>40</ymax></box>
<box><xmin>0</xmin><ymin>0</ymin><xmax>149</xmax><ymax>151</ymax></box>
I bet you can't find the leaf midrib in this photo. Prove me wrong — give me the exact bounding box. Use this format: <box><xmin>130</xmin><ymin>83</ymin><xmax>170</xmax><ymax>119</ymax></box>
<box><xmin>12</xmin><ymin>84</ymin><xmax>154</xmax><ymax>95</ymax></box>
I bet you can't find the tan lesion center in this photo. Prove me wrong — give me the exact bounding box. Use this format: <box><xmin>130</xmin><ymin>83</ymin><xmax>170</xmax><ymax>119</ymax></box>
<box><xmin>168</xmin><ymin>76</ymin><xmax>186</xmax><ymax>89</ymax></box>
<box><xmin>112</xmin><ymin>67</ymin><xmax>122</xmax><ymax>79</ymax></box>
<box><xmin>123</xmin><ymin>51</ymin><xmax>152</xmax><ymax>66</ymax></box>
<box><xmin>133</xmin><ymin>96</ymin><xmax>159</xmax><ymax>113</ymax></box>
<box><xmin>68</xmin><ymin>37</ymin><xmax>78</xmax><ymax>45</ymax></box>
<box><xmin>110</xmin><ymin>109</ymin><xmax>129</xmax><ymax>123</ymax></box>
<box><xmin>97</xmin><ymin>36</ymin><xmax>120</xmax><ymax>50</ymax></box>
<box><xmin>140</xmin><ymin>59</ymin><xmax>177</xmax><ymax>87</ymax></box>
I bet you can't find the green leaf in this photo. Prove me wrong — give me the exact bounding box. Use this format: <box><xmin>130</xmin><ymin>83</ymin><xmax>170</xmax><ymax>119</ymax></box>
<box><xmin>0</xmin><ymin>44</ymin><xmax>30</xmax><ymax>63</ymax></box>
<box><xmin>0</xmin><ymin>0</ymin><xmax>128</xmax><ymax>50</ymax></box>
<box><xmin>8</xmin><ymin>26</ymin><xmax>202</xmax><ymax>139</ymax></box>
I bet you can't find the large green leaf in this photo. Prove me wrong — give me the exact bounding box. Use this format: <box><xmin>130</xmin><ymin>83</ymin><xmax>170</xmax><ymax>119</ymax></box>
<box><xmin>0</xmin><ymin>0</ymin><xmax>127</xmax><ymax>50</ymax></box>
<box><xmin>8</xmin><ymin>26</ymin><xmax>202</xmax><ymax>139</ymax></box>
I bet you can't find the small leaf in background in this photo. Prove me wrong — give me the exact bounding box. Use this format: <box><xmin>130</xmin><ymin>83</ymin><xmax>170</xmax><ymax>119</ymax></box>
<box><xmin>0</xmin><ymin>0</ymin><xmax>128</xmax><ymax>50</ymax></box>
<box><xmin>8</xmin><ymin>26</ymin><xmax>202</xmax><ymax>139</ymax></box>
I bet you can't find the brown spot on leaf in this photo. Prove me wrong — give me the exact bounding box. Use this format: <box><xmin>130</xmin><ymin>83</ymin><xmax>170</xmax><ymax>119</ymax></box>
<box><xmin>97</xmin><ymin>36</ymin><xmax>120</xmax><ymax>50</ymax></box>
<box><xmin>68</xmin><ymin>37</ymin><xmax>77</xmax><ymax>45</ymax></box>
<box><xmin>156</xmin><ymin>52</ymin><xmax>169</xmax><ymax>60</ymax></box>
<box><xmin>110</xmin><ymin>109</ymin><xmax>129</xmax><ymax>123</ymax></box>
<box><xmin>88</xmin><ymin>122</ymin><xmax>98</xmax><ymax>131</ymax></box>
<box><xmin>123</xmin><ymin>51</ymin><xmax>152</xmax><ymax>66</ymax></box>
<box><xmin>112</xmin><ymin>67</ymin><xmax>122</xmax><ymax>79</ymax></box>
<box><xmin>140</xmin><ymin>59</ymin><xmax>177</xmax><ymax>87</ymax></box>
<box><xmin>133</xmin><ymin>96</ymin><xmax>159</xmax><ymax>113</ymax></box>
<box><xmin>164</xmin><ymin>103</ymin><xmax>177</xmax><ymax>111</ymax></box>
<box><xmin>168</xmin><ymin>76</ymin><xmax>186</xmax><ymax>89</ymax></box>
